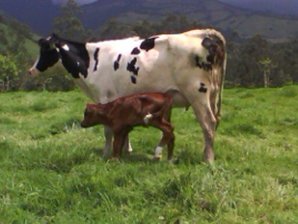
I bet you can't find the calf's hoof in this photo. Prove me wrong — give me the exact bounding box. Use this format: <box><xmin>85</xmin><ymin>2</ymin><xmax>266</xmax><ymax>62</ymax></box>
<box><xmin>108</xmin><ymin>157</ymin><xmax>121</xmax><ymax>163</ymax></box>
<box><xmin>152</xmin><ymin>155</ymin><xmax>162</xmax><ymax>161</ymax></box>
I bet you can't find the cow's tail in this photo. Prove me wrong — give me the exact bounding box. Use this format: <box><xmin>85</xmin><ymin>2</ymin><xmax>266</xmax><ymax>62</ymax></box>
<box><xmin>215</xmin><ymin>50</ymin><xmax>227</xmax><ymax>129</ymax></box>
<box><xmin>207</xmin><ymin>30</ymin><xmax>226</xmax><ymax>130</ymax></box>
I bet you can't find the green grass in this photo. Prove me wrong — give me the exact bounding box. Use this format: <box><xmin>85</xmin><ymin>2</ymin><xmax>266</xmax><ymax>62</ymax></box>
<box><xmin>0</xmin><ymin>86</ymin><xmax>297</xmax><ymax>223</ymax></box>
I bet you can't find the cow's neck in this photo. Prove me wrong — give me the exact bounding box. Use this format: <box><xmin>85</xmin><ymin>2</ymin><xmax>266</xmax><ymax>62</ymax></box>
<box><xmin>58</xmin><ymin>40</ymin><xmax>90</xmax><ymax>79</ymax></box>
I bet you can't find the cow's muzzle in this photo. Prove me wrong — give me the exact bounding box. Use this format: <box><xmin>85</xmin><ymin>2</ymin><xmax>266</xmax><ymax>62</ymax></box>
<box><xmin>28</xmin><ymin>67</ymin><xmax>39</xmax><ymax>76</ymax></box>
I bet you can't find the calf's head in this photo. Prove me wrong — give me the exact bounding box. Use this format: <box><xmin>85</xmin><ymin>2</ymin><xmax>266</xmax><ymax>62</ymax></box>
<box><xmin>81</xmin><ymin>103</ymin><xmax>107</xmax><ymax>128</ymax></box>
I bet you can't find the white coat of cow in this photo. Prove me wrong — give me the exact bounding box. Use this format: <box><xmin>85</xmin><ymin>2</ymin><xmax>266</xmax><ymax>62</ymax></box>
<box><xmin>29</xmin><ymin>29</ymin><xmax>227</xmax><ymax>163</ymax></box>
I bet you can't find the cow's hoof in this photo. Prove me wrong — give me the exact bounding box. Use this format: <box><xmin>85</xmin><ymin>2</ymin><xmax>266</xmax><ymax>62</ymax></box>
<box><xmin>204</xmin><ymin>150</ymin><xmax>214</xmax><ymax>164</ymax></box>
<box><xmin>204</xmin><ymin>157</ymin><xmax>214</xmax><ymax>165</ymax></box>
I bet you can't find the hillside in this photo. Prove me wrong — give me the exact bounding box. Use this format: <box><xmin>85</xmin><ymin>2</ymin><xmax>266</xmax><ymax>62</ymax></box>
<box><xmin>0</xmin><ymin>12</ymin><xmax>38</xmax><ymax>57</ymax></box>
<box><xmin>219</xmin><ymin>0</ymin><xmax>298</xmax><ymax>17</ymax></box>
<box><xmin>1</xmin><ymin>0</ymin><xmax>298</xmax><ymax>41</ymax></box>
<box><xmin>81</xmin><ymin>0</ymin><xmax>298</xmax><ymax>41</ymax></box>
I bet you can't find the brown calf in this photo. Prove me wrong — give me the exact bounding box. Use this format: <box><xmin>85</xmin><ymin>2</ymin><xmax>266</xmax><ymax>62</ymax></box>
<box><xmin>81</xmin><ymin>92</ymin><xmax>174</xmax><ymax>160</ymax></box>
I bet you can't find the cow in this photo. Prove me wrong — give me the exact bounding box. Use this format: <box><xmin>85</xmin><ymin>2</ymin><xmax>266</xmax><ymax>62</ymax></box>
<box><xmin>81</xmin><ymin>92</ymin><xmax>174</xmax><ymax>160</ymax></box>
<box><xmin>28</xmin><ymin>29</ymin><xmax>227</xmax><ymax>163</ymax></box>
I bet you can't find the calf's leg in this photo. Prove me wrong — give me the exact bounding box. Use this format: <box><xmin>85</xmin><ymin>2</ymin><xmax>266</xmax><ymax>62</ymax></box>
<box><xmin>152</xmin><ymin>120</ymin><xmax>175</xmax><ymax>160</ymax></box>
<box><xmin>104</xmin><ymin>126</ymin><xmax>133</xmax><ymax>157</ymax></box>
<box><xmin>112</xmin><ymin>130</ymin><xmax>129</xmax><ymax>158</ymax></box>
<box><xmin>123</xmin><ymin>136</ymin><xmax>133</xmax><ymax>154</ymax></box>
<box><xmin>103</xmin><ymin>126</ymin><xmax>113</xmax><ymax>157</ymax></box>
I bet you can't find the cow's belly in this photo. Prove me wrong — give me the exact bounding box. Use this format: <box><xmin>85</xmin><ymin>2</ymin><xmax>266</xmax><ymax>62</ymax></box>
<box><xmin>80</xmin><ymin>67</ymin><xmax>189</xmax><ymax>107</ymax></box>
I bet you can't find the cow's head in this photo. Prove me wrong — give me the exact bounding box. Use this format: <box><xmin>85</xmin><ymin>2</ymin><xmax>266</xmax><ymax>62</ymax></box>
<box><xmin>28</xmin><ymin>34</ymin><xmax>60</xmax><ymax>76</ymax></box>
<box><xmin>29</xmin><ymin>34</ymin><xmax>90</xmax><ymax>78</ymax></box>
<box><xmin>81</xmin><ymin>103</ymin><xmax>108</xmax><ymax>128</ymax></box>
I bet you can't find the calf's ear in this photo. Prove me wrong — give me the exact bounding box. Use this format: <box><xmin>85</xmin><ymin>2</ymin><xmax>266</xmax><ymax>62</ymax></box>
<box><xmin>86</xmin><ymin>103</ymin><xmax>95</xmax><ymax>110</ymax></box>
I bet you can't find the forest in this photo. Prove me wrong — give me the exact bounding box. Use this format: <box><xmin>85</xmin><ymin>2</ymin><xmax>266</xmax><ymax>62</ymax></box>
<box><xmin>0</xmin><ymin>0</ymin><xmax>297</xmax><ymax>91</ymax></box>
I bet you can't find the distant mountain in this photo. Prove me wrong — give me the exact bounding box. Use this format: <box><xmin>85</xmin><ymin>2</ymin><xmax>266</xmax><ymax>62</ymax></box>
<box><xmin>219</xmin><ymin>0</ymin><xmax>298</xmax><ymax>17</ymax></box>
<box><xmin>0</xmin><ymin>0</ymin><xmax>298</xmax><ymax>41</ymax></box>
<box><xmin>52</xmin><ymin>0</ymin><xmax>97</xmax><ymax>5</ymax></box>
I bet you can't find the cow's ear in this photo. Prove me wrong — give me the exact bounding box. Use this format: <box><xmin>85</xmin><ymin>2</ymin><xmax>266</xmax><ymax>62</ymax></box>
<box><xmin>50</xmin><ymin>33</ymin><xmax>60</xmax><ymax>43</ymax></box>
<box><xmin>86</xmin><ymin>103</ymin><xmax>93</xmax><ymax>110</ymax></box>
<box><xmin>49</xmin><ymin>33</ymin><xmax>62</xmax><ymax>47</ymax></box>
<box><xmin>38</xmin><ymin>38</ymin><xmax>51</xmax><ymax>49</ymax></box>
<box><xmin>87</xmin><ymin>103</ymin><xmax>99</xmax><ymax>112</ymax></box>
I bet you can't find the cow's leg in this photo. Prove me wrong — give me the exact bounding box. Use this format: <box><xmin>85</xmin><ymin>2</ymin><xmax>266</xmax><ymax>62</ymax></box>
<box><xmin>103</xmin><ymin>126</ymin><xmax>113</xmax><ymax>157</ymax></box>
<box><xmin>190</xmin><ymin>101</ymin><xmax>216</xmax><ymax>163</ymax></box>
<box><xmin>183</xmin><ymin>82</ymin><xmax>217</xmax><ymax>163</ymax></box>
<box><xmin>196</xmin><ymin>103</ymin><xmax>216</xmax><ymax>163</ymax></box>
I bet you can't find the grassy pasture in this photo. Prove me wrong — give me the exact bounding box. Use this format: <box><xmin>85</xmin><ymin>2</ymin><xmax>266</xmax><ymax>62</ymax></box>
<box><xmin>0</xmin><ymin>86</ymin><xmax>297</xmax><ymax>223</ymax></box>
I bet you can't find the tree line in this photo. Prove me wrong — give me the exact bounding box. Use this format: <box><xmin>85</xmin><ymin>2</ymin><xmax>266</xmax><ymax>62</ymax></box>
<box><xmin>0</xmin><ymin>0</ymin><xmax>297</xmax><ymax>91</ymax></box>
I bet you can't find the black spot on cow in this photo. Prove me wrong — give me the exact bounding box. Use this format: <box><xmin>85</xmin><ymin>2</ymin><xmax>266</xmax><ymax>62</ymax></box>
<box><xmin>114</xmin><ymin>54</ymin><xmax>122</xmax><ymax>71</ymax></box>
<box><xmin>127</xmin><ymin>57</ymin><xmax>139</xmax><ymax>76</ymax></box>
<box><xmin>202</xmin><ymin>37</ymin><xmax>217</xmax><ymax>64</ymax></box>
<box><xmin>140</xmin><ymin>37</ymin><xmax>157</xmax><ymax>51</ymax></box>
<box><xmin>93</xmin><ymin>48</ymin><xmax>100</xmax><ymax>71</ymax></box>
<box><xmin>201</xmin><ymin>35</ymin><xmax>225</xmax><ymax>66</ymax></box>
<box><xmin>130</xmin><ymin>75</ymin><xmax>137</xmax><ymax>84</ymax></box>
<box><xmin>58</xmin><ymin>43</ymin><xmax>90</xmax><ymax>78</ymax></box>
<box><xmin>51</xmin><ymin>34</ymin><xmax>90</xmax><ymax>79</ymax></box>
<box><xmin>195</xmin><ymin>55</ymin><xmax>212</xmax><ymax>71</ymax></box>
<box><xmin>198</xmin><ymin>82</ymin><xmax>207</xmax><ymax>93</ymax></box>
<box><xmin>131</xmin><ymin>47</ymin><xmax>141</xmax><ymax>55</ymax></box>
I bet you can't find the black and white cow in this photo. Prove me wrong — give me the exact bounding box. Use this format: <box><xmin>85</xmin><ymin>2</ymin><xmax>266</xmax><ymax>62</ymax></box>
<box><xmin>29</xmin><ymin>29</ymin><xmax>227</xmax><ymax>163</ymax></box>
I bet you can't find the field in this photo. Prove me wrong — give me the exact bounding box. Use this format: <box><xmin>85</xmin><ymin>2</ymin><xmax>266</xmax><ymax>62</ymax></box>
<box><xmin>0</xmin><ymin>86</ymin><xmax>297</xmax><ymax>223</ymax></box>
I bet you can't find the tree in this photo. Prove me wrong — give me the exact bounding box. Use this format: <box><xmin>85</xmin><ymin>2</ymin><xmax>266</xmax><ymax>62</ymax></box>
<box><xmin>157</xmin><ymin>14</ymin><xmax>200</xmax><ymax>34</ymax></box>
<box><xmin>53</xmin><ymin>0</ymin><xmax>87</xmax><ymax>41</ymax></box>
<box><xmin>229</xmin><ymin>35</ymin><xmax>269</xmax><ymax>87</ymax></box>
<box><xmin>259</xmin><ymin>57</ymin><xmax>273</xmax><ymax>88</ymax></box>
<box><xmin>0</xmin><ymin>54</ymin><xmax>18</xmax><ymax>91</ymax></box>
